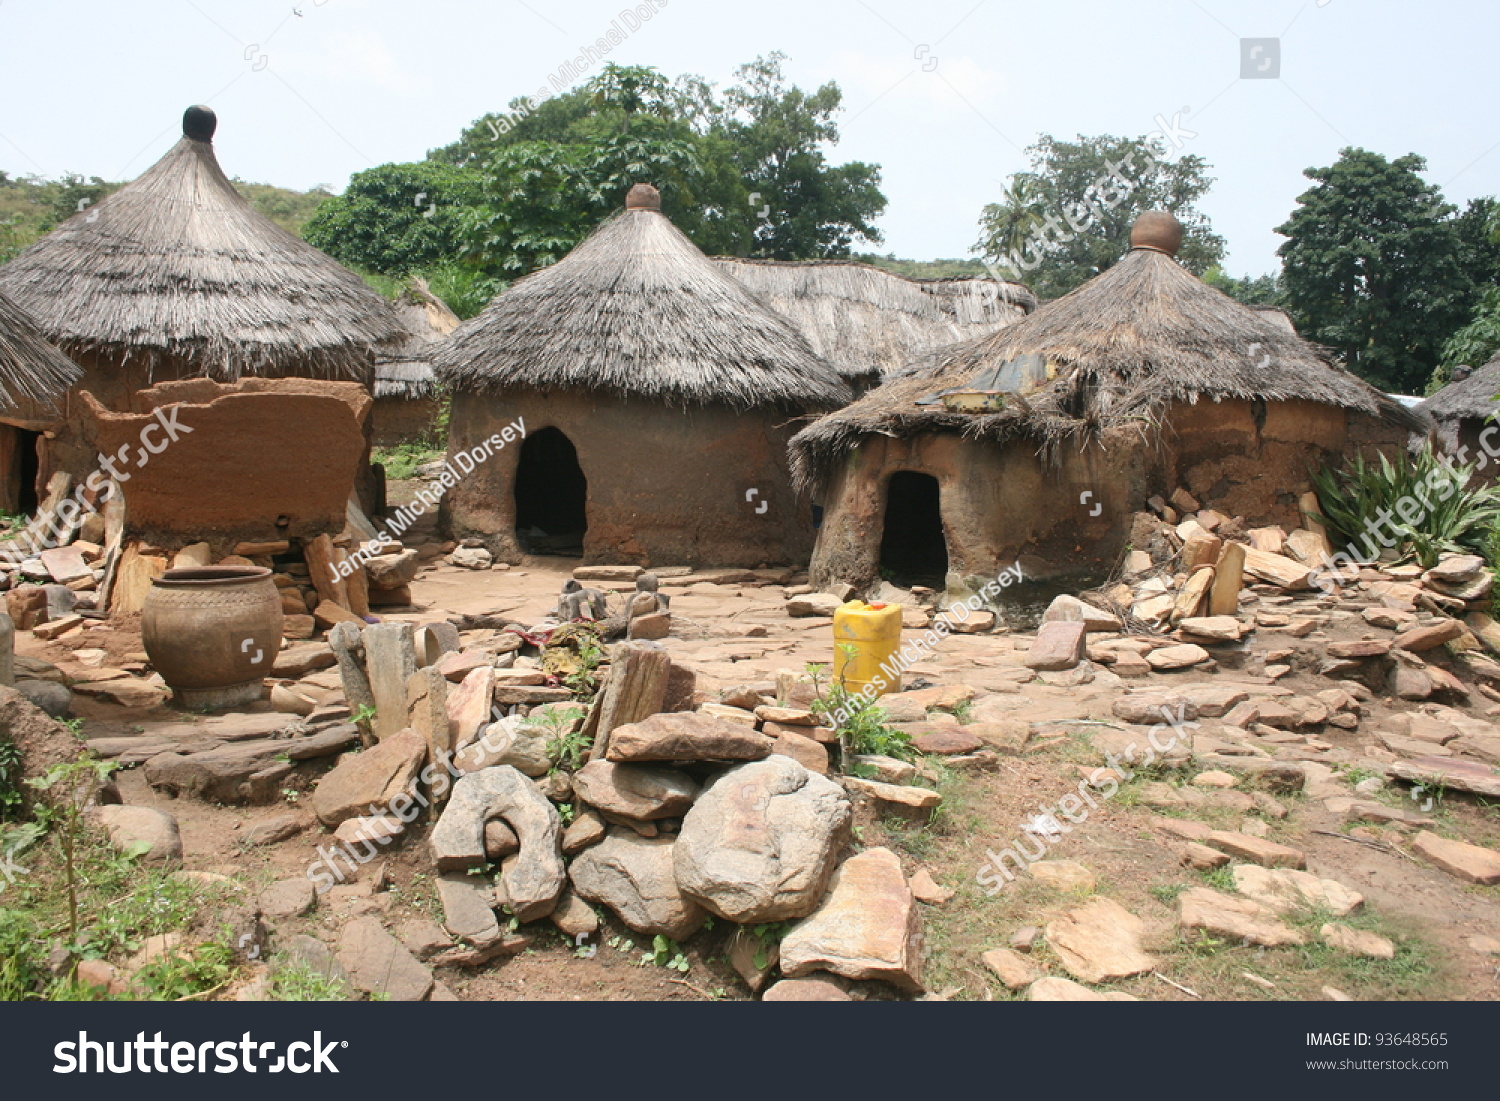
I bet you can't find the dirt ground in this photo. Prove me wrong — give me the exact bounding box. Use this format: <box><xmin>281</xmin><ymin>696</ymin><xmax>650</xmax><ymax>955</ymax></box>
<box><xmin>25</xmin><ymin>549</ymin><xmax>1500</xmax><ymax>1002</ymax></box>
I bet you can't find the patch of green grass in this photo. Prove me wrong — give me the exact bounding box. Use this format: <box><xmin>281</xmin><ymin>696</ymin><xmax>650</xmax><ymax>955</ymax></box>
<box><xmin>268</xmin><ymin>960</ymin><xmax>351</xmax><ymax>1002</ymax></box>
<box><xmin>373</xmin><ymin>442</ymin><xmax>444</xmax><ymax>481</ymax></box>
<box><xmin>132</xmin><ymin>936</ymin><xmax>239</xmax><ymax>1000</ymax></box>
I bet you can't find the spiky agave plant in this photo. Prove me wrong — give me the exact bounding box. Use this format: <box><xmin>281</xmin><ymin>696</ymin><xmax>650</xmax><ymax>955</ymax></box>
<box><xmin>1310</xmin><ymin>443</ymin><xmax>1500</xmax><ymax>569</ymax></box>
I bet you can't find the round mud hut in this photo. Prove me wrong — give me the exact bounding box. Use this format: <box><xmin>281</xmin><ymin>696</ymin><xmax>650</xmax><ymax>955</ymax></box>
<box><xmin>791</xmin><ymin>211</ymin><xmax>1425</xmax><ymax>591</ymax></box>
<box><xmin>433</xmin><ymin>183</ymin><xmax>852</xmax><ymax>567</ymax></box>
<box><xmin>0</xmin><ymin>290</ymin><xmax>82</xmax><ymax>512</ymax></box>
<box><xmin>1416</xmin><ymin>357</ymin><xmax>1500</xmax><ymax>478</ymax></box>
<box><xmin>0</xmin><ymin>105</ymin><xmax>408</xmax><ymax>484</ymax></box>
<box><xmin>711</xmin><ymin>257</ymin><xmax>1035</xmax><ymax>392</ymax></box>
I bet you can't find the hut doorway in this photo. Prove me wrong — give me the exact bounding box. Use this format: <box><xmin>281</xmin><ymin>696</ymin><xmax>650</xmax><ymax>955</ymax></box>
<box><xmin>0</xmin><ymin>426</ymin><xmax>40</xmax><ymax>516</ymax></box>
<box><xmin>879</xmin><ymin>471</ymin><xmax>947</xmax><ymax>588</ymax></box>
<box><xmin>514</xmin><ymin>427</ymin><xmax>588</xmax><ymax>555</ymax></box>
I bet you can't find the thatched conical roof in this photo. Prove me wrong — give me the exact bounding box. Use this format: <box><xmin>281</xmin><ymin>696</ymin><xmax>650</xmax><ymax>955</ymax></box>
<box><xmin>0</xmin><ymin>289</ymin><xmax>82</xmax><ymax>414</ymax></box>
<box><xmin>0</xmin><ymin>106</ymin><xmax>406</xmax><ymax>380</ymax></box>
<box><xmin>711</xmin><ymin>257</ymin><xmax>1034</xmax><ymax>382</ymax></box>
<box><xmin>792</xmin><ymin>212</ymin><xmax>1426</xmax><ymax>491</ymax></box>
<box><xmin>433</xmin><ymin>185</ymin><xmax>851</xmax><ymax>409</ymax></box>
<box><xmin>375</xmin><ymin>279</ymin><xmax>460</xmax><ymax>400</ymax></box>
<box><xmin>1417</xmin><ymin>357</ymin><xmax>1500</xmax><ymax>426</ymax></box>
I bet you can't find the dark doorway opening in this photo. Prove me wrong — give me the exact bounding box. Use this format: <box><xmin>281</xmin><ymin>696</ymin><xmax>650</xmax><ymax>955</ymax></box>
<box><xmin>0</xmin><ymin>427</ymin><xmax>41</xmax><ymax>516</ymax></box>
<box><xmin>879</xmin><ymin>471</ymin><xmax>947</xmax><ymax>588</ymax></box>
<box><xmin>514</xmin><ymin>426</ymin><xmax>587</xmax><ymax>555</ymax></box>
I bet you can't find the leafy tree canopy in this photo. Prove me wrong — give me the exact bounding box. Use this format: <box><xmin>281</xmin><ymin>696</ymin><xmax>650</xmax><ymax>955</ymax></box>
<box><xmin>1277</xmin><ymin>147</ymin><xmax>1479</xmax><ymax>393</ymax></box>
<box><xmin>974</xmin><ymin>133</ymin><xmax>1225</xmax><ymax>299</ymax></box>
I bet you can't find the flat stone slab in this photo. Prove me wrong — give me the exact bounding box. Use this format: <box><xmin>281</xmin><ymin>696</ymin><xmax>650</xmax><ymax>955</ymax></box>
<box><xmin>606</xmin><ymin>711</ymin><xmax>774</xmax><ymax>763</ymax></box>
<box><xmin>981</xmin><ymin>947</ymin><xmax>1040</xmax><ymax>990</ymax></box>
<box><xmin>1178</xmin><ymin>886</ymin><xmax>1305</xmax><ymax>947</ymax></box>
<box><xmin>572</xmin><ymin>760</ymin><xmax>698</xmax><ymax>821</ymax></box>
<box><xmin>337</xmin><ymin>917</ymin><xmax>433</xmax><ymax>1001</ymax></box>
<box><xmin>1045</xmin><ymin>897</ymin><xmax>1156</xmax><ymax>984</ymax></box>
<box><xmin>1232</xmin><ymin>865</ymin><xmax>1362</xmax><ymax>916</ymax></box>
<box><xmin>1206</xmin><ymin>830</ymin><xmax>1306</xmax><ymax>869</ymax></box>
<box><xmin>309</xmin><ymin>728</ymin><xmax>426</xmax><ymax>826</ymax></box>
<box><xmin>259</xmin><ymin>877</ymin><xmax>316</xmax><ymax>919</ymax></box>
<box><xmin>1027</xmin><ymin>977</ymin><xmax>1138</xmax><ymax>1001</ymax></box>
<box><xmin>1412</xmin><ymin>830</ymin><xmax>1500</xmax><ymax>884</ymax></box>
<box><xmin>779</xmin><ymin>847</ymin><xmax>923</xmax><ymax>993</ymax></box>
<box><xmin>436</xmin><ymin>873</ymin><xmax>502</xmax><ymax>945</ymax></box>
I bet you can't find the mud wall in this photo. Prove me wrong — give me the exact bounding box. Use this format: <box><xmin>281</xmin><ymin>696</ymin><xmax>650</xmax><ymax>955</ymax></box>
<box><xmin>445</xmin><ymin>390</ymin><xmax>817</xmax><ymax>567</ymax></box>
<box><xmin>83</xmin><ymin>378</ymin><xmax>370</xmax><ymax>547</ymax></box>
<box><xmin>808</xmin><ymin>427</ymin><xmax>1155</xmax><ymax>590</ymax></box>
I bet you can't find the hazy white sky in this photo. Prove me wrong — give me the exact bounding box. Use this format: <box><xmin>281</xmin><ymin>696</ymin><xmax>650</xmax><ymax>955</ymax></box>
<box><xmin>1</xmin><ymin>0</ymin><xmax>1496</xmax><ymax>276</ymax></box>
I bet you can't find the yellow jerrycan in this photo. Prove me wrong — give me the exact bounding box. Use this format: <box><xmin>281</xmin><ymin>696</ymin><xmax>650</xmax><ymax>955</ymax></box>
<box><xmin>832</xmin><ymin>601</ymin><xmax>903</xmax><ymax>700</ymax></box>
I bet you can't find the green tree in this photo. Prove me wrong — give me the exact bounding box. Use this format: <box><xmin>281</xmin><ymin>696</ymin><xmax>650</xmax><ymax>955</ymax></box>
<box><xmin>974</xmin><ymin>133</ymin><xmax>1225</xmax><ymax>298</ymax></box>
<box><xmin>1277</xmin><ymin>148</ymin><xmax>1476</xmax><ymax>393</ymax></box>
<box><xmin>302</xmin><ymin>161</ymin><xmax>482</xmax><ymax>276</ymax></box>
<box><xmin>718</xmin><ymin>53</ymin><xmax>886</xmax><ymax>260</ymax></box>
<box><xmin>431</xmin><ymin>59</ymin><xmax>884</xmax><ymax>269</ymax></box>
<box><xmin>1202</xmin><ymin>266</ymin><xmax>1285</xmax><ymax>307</ymax></box>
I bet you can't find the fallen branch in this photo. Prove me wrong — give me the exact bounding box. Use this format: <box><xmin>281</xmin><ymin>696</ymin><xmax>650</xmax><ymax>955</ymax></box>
<box><xmin>668</xmin><ymin>977</ymin><xmax>719</xmax><ymax>1000</ymax></box>
<box><xmin>1153</xmin><ymin>971</ymin><xmax>1201</xmax><ymax>999</ymax></box>
<box><xmin>1312</xmin><ymin>828</ymin><xmax>1420</xmax><ymax>863</ymax></box>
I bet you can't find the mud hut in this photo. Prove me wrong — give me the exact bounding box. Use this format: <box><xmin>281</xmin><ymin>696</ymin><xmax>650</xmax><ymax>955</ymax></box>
<box><xmin>373</xmin><ymin>280</ymin><xmax>461</xmax><ymax>447</ymax></box>
<box><xmin>434</xmin><ymin>183</ymin><xmax>851</xmax><ymax>567</ymax></box>
<box><xmin>0</xmin><ymin>105</ymin><xmax>411</xmax><ymax>546</ymax></box>
<box><xmin>1417</xmin><ymin>357</ymin><xmax>1500</xmax><ymax>475</ymax></box>
<box><xmin>0</xmin><ymin>291</ymin><xmax>82</xmax><ymax>512</ymax></box>
<box><xmin>712</xmin><ymin>258</ymin><xmax>1034</xmax><ymax>391</ymax></box>
<box><xmin>791</xmin><ymin>212</ymin><xmax>1425</xmax><ymax>590</ymax></box>
<box><xmin>0</xmin><ymin>105</ymin><xmax>407</xmax><ymax>491</ymax></box>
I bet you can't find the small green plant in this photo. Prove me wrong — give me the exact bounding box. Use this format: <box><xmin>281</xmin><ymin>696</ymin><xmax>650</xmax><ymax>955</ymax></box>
<box><xmin>269</xmin><ymin>961</ymin><xmax>350</xmax><ymax>1001</ymax></box>
<box><xmin>746</xmin><ymin>922</ymin><xmax>789</xmax><ymax>971</ymax></box>
<box><xmin>132</xmin><ymin>936</ymin><xmax>239</xmax><ymax>1000</ymax></box>
<box><xmin>805</xmin><ymin>660</ymin><xmax>914</xmax><ymax>761</ymax></box>
<box><xmin>639</xmin><ymin>935</ymin><xmax>690</xmax><ymax>972</ymax></box>
<box><xmin>949</xmin><ymin>699</ymin><xmax>974</xmax><ymax>724</ymax></box>
<box><xmin>525</xmin><ymin>705</ymin><xmax>589</xmax><ymax>773</ymax></box>
<box><xmin>0</xmin><ymin>738</ymin><xmax>25</xmax><ymax>820</ymax></box>
<box><xmin>27</xmin><ymin>757</ymin><xmax>118</xmax><ymax>947</ymax></box>
<box><xmin>563</xmin><ymin>636</ymin><xmax>605</xmax><ymax>701</ymax></box>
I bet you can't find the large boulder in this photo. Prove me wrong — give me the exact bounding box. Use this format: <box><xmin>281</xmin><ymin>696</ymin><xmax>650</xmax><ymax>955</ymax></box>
<box><xmin>779</xmin><ymin>847</ymin><xmax>923</xmax><ymax>993</ymax></box>
<box><xmin>569</xmin><ymin>829</ymin><xmax>705</xmax><ymax>939</ymax></box>
<box><xmin>310</xmin><ymin>728</ymin><xmax>427</xmax><ymax>826</ymax></box>
<box><xmin>674</xmin><ymin>756</ymin><xmax>850</xmax><ymax>922</ymax></box>
<box><xmin>428</xmin><ymin>766</ymin><xmax>564</xmax><ymax>922</ymax></box>
<box><xmin>454</xmin><ymin>715</ymin><xmax>550</xmax><ymax>777</ymax></box>
<box><xmin>571</xmin><ymin>760</ymin><xmax>698</xmax><ymax>821</ymax></box>
<box><xmin>605</xmin><ymin>711</ymin><xmax>774</xmax><ymax>763</ymax></box>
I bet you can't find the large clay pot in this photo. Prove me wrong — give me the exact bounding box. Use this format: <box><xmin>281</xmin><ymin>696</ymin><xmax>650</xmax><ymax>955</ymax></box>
<box><xmin>142</xmin><ymin>567</ymin><xmax>283</xmax><ymax>709</ymax></box>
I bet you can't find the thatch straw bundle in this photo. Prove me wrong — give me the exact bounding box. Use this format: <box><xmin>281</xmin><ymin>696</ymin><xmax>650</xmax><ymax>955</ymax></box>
<box><xmin>1417</xmin><ymin>356</ymin><xmax>1500</xmax><ymax>426</ymax></box>
<box><xmin>712</xmin><ymin>258</ymin><xmax>1034</xmax><ymax>381</ymax></box>
<box><xmin>375</xmin><ymin>280</ymin><xmax>459</xmax><ymax>399</ymax></box>
<box><xmin>434</xmin><ymin>188</ymin><xmax>851</xmax><ymax>410</ymax></box>
<box><xmin>792</xmin><ymin>214</ymin><xmax>1426</xmax><ymax>492</ymax></box>
<box><xmin>0</xmin><ymin>106</ymin><xmax>406</xmax><ymax>381</ymax></box>
<box><xmin>0</xmin><ymin>290</ymin><xmax>81</xmax><ymax>413</ymax></box>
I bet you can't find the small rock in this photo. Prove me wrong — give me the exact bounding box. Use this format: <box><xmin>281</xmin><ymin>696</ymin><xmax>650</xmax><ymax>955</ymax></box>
<box><xmin>1320</xmin><ymin>922</ymin><xmax>1395</xmax><ymax>959</ymax></box>
<box><xmin>1025</xmin><ymin>621</ymin><xmax>1087</xmax><ymax>670</ymax></box>
<box><xmin>1206</xmin><ymin>830</ymin><xmax>1306</xmax><ymax>869</ymax></box>
<box><xmin>85</xmin><ymin>805</ymin><xmax>182</xmax><ymax>865</ymax></box>
<box><xmin>1180</xmin><ymin>842</ymin><xmax>1229</xmax><ymax>869</ymax></box>
<box><xmin>258</xmin><ymin>877</ymin><xmax>316</xmax><ymax>919</ymax></box>
<box><xmin>1028</xmin><ymin>860</ymin><xmax>1096</xmax><ymax>893</ymax></box>
<box><xmin>761</xmin><ymin>976</ymin><xmax>851</xmax><ymax>1001</ymax></box>
<box><xmin>337</xmin><ymin>917</ymin><xmax>433</xmax><ymax>1001</ymax></box>
<box><xmin>1178</xmin><ymin>886</ymin><xmax>1304</xmax><ymax>947</ymax></box>
<box><xmin>909</xmin><ymin>868</ymin><xmax>954</xmax><ymax>904</ymax></box>
<box><xmin>981</xmin><ymin>947</ymin><xmax>1039</xmax><ymax>990</ymax></box>
<box><xmin>242</xmin><ymin>813</ymin><xmax>304</xmax><ymax>846</ymax></box>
